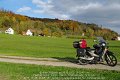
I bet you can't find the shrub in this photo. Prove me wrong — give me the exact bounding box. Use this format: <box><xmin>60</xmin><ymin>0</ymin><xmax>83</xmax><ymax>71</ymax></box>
<box><xmin>52</xmin><ymin>31</ymin><xmax>63</xmax><ymax>37</ymax></box>
<box><xmin>66</xmin><ymin>35</ymin><xmax>88</xmax><ymax>39</ymax></box>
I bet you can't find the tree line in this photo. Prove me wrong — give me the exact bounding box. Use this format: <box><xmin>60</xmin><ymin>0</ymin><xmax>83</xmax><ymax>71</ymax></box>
<box><xmin>0</xmin><ymin>9</ymin><xmax>118</xmax><ymax>39</ymax></box>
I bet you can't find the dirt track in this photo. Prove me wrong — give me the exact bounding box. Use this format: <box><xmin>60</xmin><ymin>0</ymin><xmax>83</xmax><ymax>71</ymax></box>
<box><xmin>0</xmin><ymin>55</ymin><xmax>120</xmax><ymax>71</ymax></box>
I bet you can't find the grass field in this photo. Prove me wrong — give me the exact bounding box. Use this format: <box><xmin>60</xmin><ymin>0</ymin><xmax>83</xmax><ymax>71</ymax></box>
<box><xmin>0</xmin><ymin>34</ymin><xmax>120</xmax><ymax>80</ymax></box>
<box><xmin>0</xmin><ymin>34</ymin><xmax>75</xmax><ymax>58</ymax></box>
<box><xmin>0</xmin><ymin>62</ymin><xmax>119</xmax><ymax>80</ymax></box>
<box><xmin>0</xmin><ymin>34</ymin><xmax>120</xmax><ymax>60</ymax></box>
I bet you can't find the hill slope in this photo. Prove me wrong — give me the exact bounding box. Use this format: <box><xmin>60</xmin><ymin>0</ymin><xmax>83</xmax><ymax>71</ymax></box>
<box><xmin>0</xmin><ymin>9</ymin><xmax>118</xmax><ymax>39</ymax></box>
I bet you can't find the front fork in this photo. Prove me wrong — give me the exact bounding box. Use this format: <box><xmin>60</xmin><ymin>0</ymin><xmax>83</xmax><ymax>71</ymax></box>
<box><xmin>102</xmin><ymin>48</ymin><xmax>111</xmax><ymax>62</ymax></box>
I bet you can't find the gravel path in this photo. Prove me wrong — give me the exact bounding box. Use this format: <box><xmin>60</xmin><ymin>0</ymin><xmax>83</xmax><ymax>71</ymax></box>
<box><xmin>0</xmin><ymin>55</ymin><xmax>120</xmax><ymax>71</ymax></box>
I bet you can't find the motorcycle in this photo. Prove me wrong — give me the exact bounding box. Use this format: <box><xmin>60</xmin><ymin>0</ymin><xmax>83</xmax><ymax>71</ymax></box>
<box><xmin>73</xmin><ymin>37</ymin><xmax>117</xmax><ymax>66</ymax></box>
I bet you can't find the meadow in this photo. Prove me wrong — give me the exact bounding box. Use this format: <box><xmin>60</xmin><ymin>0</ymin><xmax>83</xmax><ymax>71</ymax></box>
<box><xmin>0</xmin><ymin>62</ymin><xmax>119</xmax><ymax>80</ymax></box>
<box><xmin>0</xmin><ymin>34</ymin><xmax>120</xmax><ymax>61</ymax></box>
<box><xmin>0</xmin><ymin>34</ymin><xmax>75</xmax><ymax>58</ymax></box>
<box><xmin>0</xmin><ymin>34</ymin><xmax>120</xmax><ymax>80</ymax></box>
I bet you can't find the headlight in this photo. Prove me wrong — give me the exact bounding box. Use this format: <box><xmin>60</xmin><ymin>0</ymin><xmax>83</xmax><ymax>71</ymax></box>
<box><xmin>102</xmin><ymin>43</ymin><xmax>106</xmax><ymax>46</ymax></box>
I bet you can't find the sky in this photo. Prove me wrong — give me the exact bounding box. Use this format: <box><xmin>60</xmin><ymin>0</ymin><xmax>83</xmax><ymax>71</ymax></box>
<box><xmin>0</xmin><ymin>0</ymin><xmax>120</xmax><ymax>34</ymax></box>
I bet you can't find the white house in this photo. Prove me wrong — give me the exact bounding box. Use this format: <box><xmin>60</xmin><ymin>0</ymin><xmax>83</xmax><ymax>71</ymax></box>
<box><xmin>5</xmin><ymin>28</ymin><xmax>14</xmax><ymax>34</ymax></box>
<box><xmin>26</xmin><ymin>29</ymin><xmax>33</xmax><ymax>36</ymax></box>
<box><xmin>118</xmin><ymin>36</ymin><xmax>120</xmax><ymax>41</ymax></box>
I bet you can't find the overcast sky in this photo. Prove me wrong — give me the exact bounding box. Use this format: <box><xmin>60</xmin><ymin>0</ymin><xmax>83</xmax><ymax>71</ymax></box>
<box><xmin>0</xmin><ymin>0</ymin><xmax>120</xmax><ymax>34</ymax></box>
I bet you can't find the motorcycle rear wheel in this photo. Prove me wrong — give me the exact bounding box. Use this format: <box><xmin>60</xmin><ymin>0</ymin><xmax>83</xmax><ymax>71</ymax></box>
<box><xmin>78</xmin><ymin>58</ymin><xmax>89</xmax><ymax>65</ymax></box>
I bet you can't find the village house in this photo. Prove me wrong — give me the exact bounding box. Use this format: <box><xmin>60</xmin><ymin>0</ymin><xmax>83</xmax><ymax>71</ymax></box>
<box><xmin>26</xmin><ymin>29</ymin><xmax>33</xmax><ymax>36</ymax></box>
<box><xmin>118</xmin><ymin>36</ymin><xmax>120</xmax><ymax>41</ymax></box>
<box><xmin>5</xmin><ymin>27</ymin><xmax>14</xmax><ymax>34</ymax></box>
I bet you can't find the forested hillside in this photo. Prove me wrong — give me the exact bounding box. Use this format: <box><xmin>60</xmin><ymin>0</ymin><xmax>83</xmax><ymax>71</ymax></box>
<box><xmin>0</xmin><ymin>9</ymin><xmax>118</xmax><ymax>39</ymax></box>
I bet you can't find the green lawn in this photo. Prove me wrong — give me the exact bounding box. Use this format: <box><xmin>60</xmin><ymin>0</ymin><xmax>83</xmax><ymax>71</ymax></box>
<box><xmin>0</xmin><ymin>62</ymin><xmax>119</xmax><ymax>80</ymax></box>
<box><xmin>0</xmin><ymin>34</ymin><xmax>120</xmax><ymax>61</ymax></box>
<box><xmin>0</xmin><ymin>34</ymin><xmax>119</xmax><ymax>80</ymax></box>
<box><xmin>0</xmin><ymin>34</ymin><xmax>75</xmax><ymax>58</ymax></box>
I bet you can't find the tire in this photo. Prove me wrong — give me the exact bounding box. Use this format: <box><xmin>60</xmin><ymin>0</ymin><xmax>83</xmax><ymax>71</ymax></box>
<box><xmin>105</xmin><ymin>54</ymin><xmax>117</xmax><ymax>67</ymax></box>
<box><xmin>78</xmin><ymin>58</ymin><xmax>88</xmax><ymax>65</ymax></box>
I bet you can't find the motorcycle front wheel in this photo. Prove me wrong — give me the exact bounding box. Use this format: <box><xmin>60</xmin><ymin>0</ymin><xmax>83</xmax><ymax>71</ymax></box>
<box><xmin>105</xmin><ymin>54</ymin><xmax>117</xmax><ymax>67</ymax></box>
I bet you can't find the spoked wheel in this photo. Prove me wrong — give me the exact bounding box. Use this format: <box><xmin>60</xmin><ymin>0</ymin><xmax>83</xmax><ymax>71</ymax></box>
<box><xmin>105</xmin><ymin>54</ymin><xmax>117</xmax><ymax>67</ymax></box>
<box><xmin>78</xmin><ymin>58</ymin><xmax>88</xmax><ymax>65</ymax></box>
